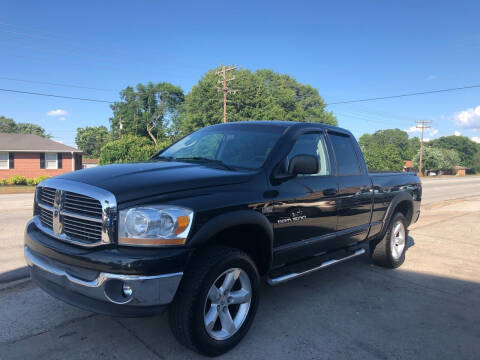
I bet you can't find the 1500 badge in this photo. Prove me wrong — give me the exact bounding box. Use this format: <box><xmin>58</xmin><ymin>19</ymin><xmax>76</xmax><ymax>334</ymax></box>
<box><xmin>277</xmin><ymin>211</ymin><xmax>307</xmax><ymax>224</ymax></box>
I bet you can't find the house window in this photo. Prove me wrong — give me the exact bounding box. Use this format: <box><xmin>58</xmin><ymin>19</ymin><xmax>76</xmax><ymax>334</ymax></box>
<box><xmin>45</xmin><ymin>153</ymin><xmax>58</xmax><ymax>169</ymax></box>
<box><xmin>0</xmin><ymin>152</ymin><xmax>8</xmax><ymax>169</ymax></box>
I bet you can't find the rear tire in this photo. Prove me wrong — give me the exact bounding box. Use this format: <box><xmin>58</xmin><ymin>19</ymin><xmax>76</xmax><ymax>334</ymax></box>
<box><xmin>169</xmin><ymin>245</ymin><xmax>260</xmax><ymax>357</ymax></box>
<box><xmin>370</xmin><ymin>212</ymin><xmax>408</xmax><ymax>268</ymax></box>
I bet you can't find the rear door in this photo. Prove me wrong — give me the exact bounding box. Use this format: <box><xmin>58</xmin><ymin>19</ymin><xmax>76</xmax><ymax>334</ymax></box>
<box><xmin>271</xmin><ymin>131</ymin><xmax>338</xmax><ymax>265</ymax></box>
<box><xmin>327</xmin><ymin>131</ymin><xmax>373</xmax><ymax>245</ymax></box>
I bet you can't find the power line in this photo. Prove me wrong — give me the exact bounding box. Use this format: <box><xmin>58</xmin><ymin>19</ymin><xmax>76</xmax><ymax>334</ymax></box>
<box><xmin>0</xmin><ymin>88</ymin><xmax>113</xmax><ymax>103</ymax></box>
<box><xmin>336</xmin><ymin>102</ymin><xmax>418</xmax><ymax>122</ymax></box>
<box><xmin>0</xmin><ymin>76</ymin><xmax>116</xmax><ymax>92</ymax></box>
<box><xmin>333</xmin><ymin>110</ymin><xmax>400</xmax><ymax>126</ymax></box>
<box><xmin>1</xmin><ymin>49</ymin><xmax>131</xmax><ymax>73</ymax></box>
<box><xmin>1</xmin><ymin>83</ymin><xmax>480</xmax><ymax>110</ymax></box>
<box><xmin>326</xmin><ymin>85</ymin><xmax>480</xmax><ymax>105</ymax></box>
<box><xmin>0</xmin><ymin>23</ymin><xmax>204</xmax><ymax>72</ymax></box>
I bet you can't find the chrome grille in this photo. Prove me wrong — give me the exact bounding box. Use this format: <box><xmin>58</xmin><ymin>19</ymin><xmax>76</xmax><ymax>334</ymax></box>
<box><xmin>35</xmin><ymin>180</ymin><xmax>116</xmax><ymax>247</ymax></box>
<box><xmin>64</xmin><ymin>191</ymin><xmax>102</xmax><ymax>218</ymax></box>
<box><xmin>63</xmin><ymin>215</ymin><xmax>102</xmax><ymax>242</ymax></box>
<box><xmin>39</xmin><ymin>207</ymin><xmax>53</xmax><ymax>229</ymax></box>
<box><xmin>39</xmin><ymin>187</ymin><xmax>55</xmax><ymax>206</ymax></box>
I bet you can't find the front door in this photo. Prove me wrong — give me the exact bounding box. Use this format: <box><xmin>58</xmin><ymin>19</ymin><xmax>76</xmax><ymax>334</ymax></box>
<box><xmin>271</xmin><ymin>131</ymin><xmax>338</xmax><ymax>265</ymax></box>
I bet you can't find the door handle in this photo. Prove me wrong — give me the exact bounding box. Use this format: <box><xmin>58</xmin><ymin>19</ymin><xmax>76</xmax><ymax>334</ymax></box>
<box><xmin>324</xmin><ymin>188</ymin><xmax>337</xmax><ymax>196</ymax></box>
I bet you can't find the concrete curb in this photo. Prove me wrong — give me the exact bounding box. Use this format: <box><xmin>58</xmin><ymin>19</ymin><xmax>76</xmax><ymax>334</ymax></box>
<box><xmin>0</xmin><ymin>266</ymin><xmax>30</xmax><ymax>285</ymax></box>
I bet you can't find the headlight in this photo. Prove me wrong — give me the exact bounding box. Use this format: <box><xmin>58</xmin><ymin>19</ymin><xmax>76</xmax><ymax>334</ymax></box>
<box><xmin>118</xmin><ymin>205</ymin><xmax>193</xmax><ymax>246</ymax></box>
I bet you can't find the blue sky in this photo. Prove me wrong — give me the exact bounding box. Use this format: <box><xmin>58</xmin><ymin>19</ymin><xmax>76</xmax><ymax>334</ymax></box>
<box><xmin>1</xmin><ymin>0</ymin><xmax>480</xmax><ymax>146</ymax></box>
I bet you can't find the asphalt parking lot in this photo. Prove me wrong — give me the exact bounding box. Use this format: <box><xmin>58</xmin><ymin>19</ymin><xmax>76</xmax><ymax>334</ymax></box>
<box><xmin>0</xmin><ymin>177</ymin><xmax>479</xmax><ymax>359</ymax></box>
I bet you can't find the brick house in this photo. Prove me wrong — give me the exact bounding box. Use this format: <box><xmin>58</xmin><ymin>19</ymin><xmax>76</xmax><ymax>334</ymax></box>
<box><xmin>0</xmin><ymin>133</ymin><xmax>83</xmax><ymax>180</ymax></box>
<box><xmin>403</xmin><ymin>160</ymin><xmax>414</xmax><ymax>172</ymax></box>
<box><xmin>82</xmin><ymin>157</ymin><xmax>99</xmax><ymax>169</ymax></box>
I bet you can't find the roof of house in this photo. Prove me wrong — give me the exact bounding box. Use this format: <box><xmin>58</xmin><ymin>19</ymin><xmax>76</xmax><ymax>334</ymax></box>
<box><xmin>0</xmin><ymin>133</ymin><xmax>82</xmax><ymax>152</ymax></box>
<box><xmin>82</xmin><ymin>158</ymin><xmax>99</xmax><ymax>164</ymax></box>
<box><xmin>404</xmin><ymin>160</ymin><xmax>414</xmax><ymax>168</ymax></box>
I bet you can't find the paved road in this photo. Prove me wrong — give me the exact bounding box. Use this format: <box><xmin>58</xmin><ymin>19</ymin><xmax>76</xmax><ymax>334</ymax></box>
<box><xmin>0</xmin><ymin>177</ymin><xmax>479</xmax><ymax>359</ymax></box>
<box><xmin>420</xmin><ymin>176</ymin><xmax>480</xmax><ymax>204</ymax></box>
<box><xmin>0</xmin><ymin>193</ymin><xmax>33</xmax><ymax>282</ymax></box>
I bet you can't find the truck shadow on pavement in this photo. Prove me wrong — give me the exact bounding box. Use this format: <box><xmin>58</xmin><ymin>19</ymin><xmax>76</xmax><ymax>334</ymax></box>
<box><xmin>1</xmin><ymin>241</ymin><xmax>479</xmax><ymax>360</ymax></box>
<box><xmin>0</xmin><ymin>267</ymin><xmax>29</xmax><ymax>286</ymax></box>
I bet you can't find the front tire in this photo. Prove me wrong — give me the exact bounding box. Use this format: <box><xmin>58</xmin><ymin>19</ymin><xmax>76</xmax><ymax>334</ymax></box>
<box><xmin>169</xmin><ymin>246</ymin><xmax>260</xmax><ymax>357</ymax></box>
<box><xmin>370</xmin><ymin>212</ymin><xmax>408</xmax><ymax>268</ymax></box>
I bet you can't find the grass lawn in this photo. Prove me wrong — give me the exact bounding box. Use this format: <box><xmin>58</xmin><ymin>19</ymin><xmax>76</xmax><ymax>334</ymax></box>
<box><xmin>0</xmin><ymin>185</ymin><xmax>36</xmax><ymax>194</ymax></box>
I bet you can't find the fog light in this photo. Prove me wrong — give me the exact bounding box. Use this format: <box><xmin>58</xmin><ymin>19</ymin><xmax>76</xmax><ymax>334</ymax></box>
<box><xmin>104</xmin><ymin>279</ymin><xmax>134</xmax><ymax>304</ymax></box>
<box><xmin>122</xmin><ymin>284</ymin><xmax>133</xmax><ymax>298</ymax></box>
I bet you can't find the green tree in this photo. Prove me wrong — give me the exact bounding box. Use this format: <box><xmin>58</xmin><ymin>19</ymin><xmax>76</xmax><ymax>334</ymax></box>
<box><xmin>181</xmin><ymin>67</ymin><xmax>336</xmax><ymax>134</ymax></box>
<box><xmin>0</xmin><ymin>116</ymin><xmax>16</xmax><ymax>132</ymax></box>
<box><xmin>0</xmin><ymin>116</ymin><xmax>50</xmax><ymax>137</ymax></box>
<box><xmin>109</xmin><ymin>82</ymin><xmax>185</xmax><ymax>146</ymax></box>
<box><xmin>429</xmin><ymin>135</ymin><xmax>478</xmax><ymax>168</ymax></box>
<box><xmin>361</xmin><ymin>143</ymin><xmax>404</xmax><ymax>171</ymax></box>
<box><xmin>473</xmin><ymin>152</ymin><xmax>480</xmax><ymax>173</ymax></box>
<box><xmin>16</xmin><ymin>123</ymin><xmax>51</xmax><ymax>138</ymax></box>
<box><xmin>413</xmin><ymin>147</ymin><xmax>460</xmax><ymax>173</ymax></box>
<box><xmin>75</xmin><ymin>126</ymin><xmax>110</xmax><ymax>158</ymax></box>
<box><xmin>99</xmin><ymin>135</ymin><xmax>158</xmax><ymax>165</ymax></box>
<box><xmin>359</xmin><ymin>129</ymin><xmax>418</xmax><ymax>171</ymax></box>
<box><xmin>406</xmin><ymin>136</ymin><xmax>420</xmax><ymax>160</ymax></box>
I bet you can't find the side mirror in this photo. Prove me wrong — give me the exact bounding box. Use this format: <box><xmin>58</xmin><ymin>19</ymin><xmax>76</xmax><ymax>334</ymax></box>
<box><xmin>288</xmin><ymin>154</ymin><xmax>319</xmax><ymax>175</ymax></box>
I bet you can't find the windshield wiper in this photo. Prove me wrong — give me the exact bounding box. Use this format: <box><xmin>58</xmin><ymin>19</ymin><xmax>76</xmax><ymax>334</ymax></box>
<box><xmin>154</xmin><ymin>155</ymin><xmax>174</xmax><ymax>161</ymax></box>
<box><xmin>175</xmin><ymin>157</ymin><xmax>236</xmax><ymax>170</ymax></box>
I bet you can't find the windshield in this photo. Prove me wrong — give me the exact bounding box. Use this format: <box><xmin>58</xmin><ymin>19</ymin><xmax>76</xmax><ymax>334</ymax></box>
<box><xmin>156</xmin><ymin>127</ymin><xmax>283</xmax><ymax>170</ymax></box>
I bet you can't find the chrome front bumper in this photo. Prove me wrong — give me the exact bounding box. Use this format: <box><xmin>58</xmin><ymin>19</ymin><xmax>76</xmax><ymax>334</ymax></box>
<box><xmin>25</xmin><ymin>246</ymin><xmax>183</xmax><ymax>315</ymax></box>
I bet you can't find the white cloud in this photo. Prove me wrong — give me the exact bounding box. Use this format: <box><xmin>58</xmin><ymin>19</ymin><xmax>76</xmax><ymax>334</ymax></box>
<box><xmin>404</xmin><ymin>126</ymin><xmax>439</xmax><ymax>137</ymax></box>
<box><xmin>405</xmin><ymin>126</ymin><xmax>420</xmax><ymax>134</ymax></box>
<box><xmin>454</xmin><ymin>105</ymin><xmax>480</xmax><ymax>130</ymax></box>
<box><xmin>424</xmin><ymin>138</ymin><xmax>431</xmax><ymax>142</ymax></box>
<box><xmin>454</xmin><ymin>131</ymin><xmax>461</xmax><ymax>136</ymax></box>
<box><xmin>472</xmin><ymin>136</ymin><xmax>480</xmax><ymax>143</ymax></box>
<box><xmin>59</xmin><ymin>117</ymin><xmax>66</xmax><ymax>121</ymax></box>
<box><xmin>426</xmin><ymin>75</ymin><xmax>437</xmax><ymax>81</ymax></box>
<box><xmin>46</xmin><ymin>109</ymin><xmax>68</xmax><ymax>117</ymax></box>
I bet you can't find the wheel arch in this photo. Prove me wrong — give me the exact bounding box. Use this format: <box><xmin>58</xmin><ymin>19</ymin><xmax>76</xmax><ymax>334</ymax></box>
<box><xmin>380</xmin><ymin>192</ymin><xmax>414</xmax><ymax>237</ymax></box>
<box><xmin>188</xmin><ymin>210</ymin><xmax>274</xmax><ymax>275</ymax></box>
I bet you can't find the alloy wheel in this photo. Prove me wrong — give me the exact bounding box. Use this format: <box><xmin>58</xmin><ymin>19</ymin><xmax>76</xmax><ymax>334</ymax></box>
<box><xmin>390</xmin><ymin>220</ymin><xmax>406</xmax><ymax>260</ymax></box>
<box><xmin>203</xmin><ymin>268</ymin><xmax>252</xmax><ymax>341</ymax></box>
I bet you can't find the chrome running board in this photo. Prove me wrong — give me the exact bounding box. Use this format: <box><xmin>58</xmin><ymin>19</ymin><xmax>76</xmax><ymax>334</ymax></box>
<box><xmin>267</xmin><ymin>248</ymin><xmax>366</xmax><ymax>285</ymax></box>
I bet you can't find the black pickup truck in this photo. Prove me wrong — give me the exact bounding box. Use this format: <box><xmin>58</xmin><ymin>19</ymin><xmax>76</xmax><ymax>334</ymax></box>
<box><xmin>25</xmin><ymin>121</ymin><xmax>421</xmax><ymax>356</ymax></box>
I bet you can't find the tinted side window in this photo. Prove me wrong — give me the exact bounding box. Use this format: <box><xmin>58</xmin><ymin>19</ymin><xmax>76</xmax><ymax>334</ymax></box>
<box><xmin>329</xmin><ymin>133</ymin><xmax>361</xmax><ymax>175</ymax></box>
<box><xmin>287</xmin><ymin>133</ymin><xmax>330</xmax><ymax>176</ymax></box>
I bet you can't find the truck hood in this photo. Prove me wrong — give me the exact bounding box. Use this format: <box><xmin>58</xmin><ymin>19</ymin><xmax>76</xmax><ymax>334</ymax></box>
<box><xmin>56</xmin><ymin>161</ymin><xmax>253</xmax><ymax>203</ymax></box>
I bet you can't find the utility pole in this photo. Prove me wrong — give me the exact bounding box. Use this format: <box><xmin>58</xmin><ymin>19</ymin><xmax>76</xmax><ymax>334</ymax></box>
<box><xmin>216</xmin><ymin>65</ymin><xmax>237</xmax><ymax>123</ymax></box>
<box><xmin>415</xmin><ymin>120</ymin><xmax>432</xmax><ymax>176</ymax></box>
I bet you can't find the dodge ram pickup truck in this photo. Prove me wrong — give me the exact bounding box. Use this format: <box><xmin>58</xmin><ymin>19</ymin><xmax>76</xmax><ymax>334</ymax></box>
<box><xmin>25</xmin><ymin>121</ymin><xmax>421</xmax><ymax>356</ymax></box>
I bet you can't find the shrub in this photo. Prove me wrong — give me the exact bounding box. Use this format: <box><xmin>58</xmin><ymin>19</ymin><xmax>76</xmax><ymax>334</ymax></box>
<box><xmin>33</xmin><ymin>175</ymin><xmax>50</xmax><ymax>185</ymax></box>
<box><xmin>99</xmin><ymin>135</ymin><xmax>158</xmax><ymax>165</ymax></box>
<box><xmin>0</xmin><ymin>175</ymin><xmax>50</xmax><ymax>186</ymax></box>
<box><xmin>6</xmin><ymin>175</ymin><xmax>27</xmax><ymax>185</ymax></box>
